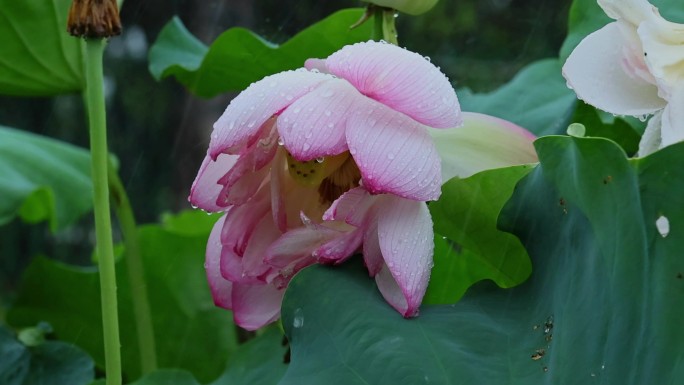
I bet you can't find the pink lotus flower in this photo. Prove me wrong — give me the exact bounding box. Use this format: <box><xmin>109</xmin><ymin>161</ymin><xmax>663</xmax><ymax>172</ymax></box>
<box><xmin>190</xmin><ymin>40</ymin><xmax>459</xmax><ymax>330</ymax></box>
<box><xmin>562</xmin><ymin>0</ymin><xmax>684</xmax><ymax>155</ymax></box>
<box><xmin>190</xmin><ymin>41</ymin><xmax>537</xmax><ymax>330</ymax></box>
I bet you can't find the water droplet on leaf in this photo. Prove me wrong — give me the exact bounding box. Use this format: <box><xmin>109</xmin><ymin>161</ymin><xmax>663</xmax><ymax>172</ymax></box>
<box><xmin>656</xmin><ymin>215</ymin><xmax>670</xmax><ymax>237</ymax></box>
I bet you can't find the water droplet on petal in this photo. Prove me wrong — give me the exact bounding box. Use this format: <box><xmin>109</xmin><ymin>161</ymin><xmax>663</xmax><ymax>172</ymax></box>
<box><xmin>277</xmin><ymin>137</ymin><xmax>285</xmax><ymax>146</ymax></box>
<box><xmin>315</xmin><ymin>157</ymin><xmax>325</xmax><ymax>163</ymax></box>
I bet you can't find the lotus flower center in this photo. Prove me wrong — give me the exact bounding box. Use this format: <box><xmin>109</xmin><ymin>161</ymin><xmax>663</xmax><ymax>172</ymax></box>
<box><xmin>286</xmin><ymin>151</ymin><xmax>361</xmax><ymax>204</ymax></box>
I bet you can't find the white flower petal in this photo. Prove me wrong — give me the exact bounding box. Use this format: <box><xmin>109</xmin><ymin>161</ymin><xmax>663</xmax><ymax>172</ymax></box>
<box><xmin>563</xmin><ymin>22</ymin><xmax>666</xmax><ymax>116</ymax></box>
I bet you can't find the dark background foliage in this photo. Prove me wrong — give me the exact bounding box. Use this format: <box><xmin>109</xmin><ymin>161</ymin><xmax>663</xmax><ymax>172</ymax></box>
<box><xmin>0</xmin><ymin>0</ymin><xmax>570</xmax><ymax>303</ymax></box>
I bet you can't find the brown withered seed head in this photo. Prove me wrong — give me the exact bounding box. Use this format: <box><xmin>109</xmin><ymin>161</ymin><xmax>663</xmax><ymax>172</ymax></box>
<box><xmin>67</xmin><ymin>0</ymin><xmax>122</xmax><ymax>39</ymax></box>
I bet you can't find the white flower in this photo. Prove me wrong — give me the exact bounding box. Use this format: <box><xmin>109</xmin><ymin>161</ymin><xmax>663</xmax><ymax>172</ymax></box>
<box><xmin>562</xmin><ymin>0</ymin><xmax>684</xmax><ymax>156</ymax></box>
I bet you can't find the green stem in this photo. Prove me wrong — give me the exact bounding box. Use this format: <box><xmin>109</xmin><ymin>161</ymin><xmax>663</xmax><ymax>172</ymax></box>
<box><xmin>382</xmin><ymin>9</ymin><xmax>399</xmax><ymax>45</ymax></box>
<box><xmin>372</xmin><ymin>7</ymin><xmax>384</xmax><ymax>41</ymax></box>
<box><xmin>109</xmin><ymin>165</ymin><xmax>158</xmax><ymax>374</ymax></box>
<box><xmin>372</xmin><ymin>7</ymin><xmax>399</xmax><ymax>45</ymax></box>
<box><xmin>85</xmin><ymin>39</ymin><xmax>122</xmax><ymax>385</ymax></box>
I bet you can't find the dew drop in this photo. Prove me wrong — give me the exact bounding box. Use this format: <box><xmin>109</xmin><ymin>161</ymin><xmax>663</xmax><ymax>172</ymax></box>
<box><xmin>293</xmin><ymin>308</ymin><xmax>304</xmax><ymax>328</ymax></box>
<box><xmin>293</xmin><ymin>107</ymin><xmax>301</xmax><ymax>114</ymax></box>
<box><xmin>324</xmin><ymin>110</ymin><xmax>332</xmax><ymax>117</ymax></box>
<box><xmin>387</xmin><ymin>153</ymin><xmax>395</xmax><ymax>160</ymax></box>
<box><xmin>315</xmin><ymin>157</ymin><xmax>325</xmax><ymax>163</ymax></box>
<box><xmin>277</xmin><ymin>137</ymin><xmax>285</xmax><ymax>146</ymax></box>
<box><xmin>656</xmin><ymin>215</ymin><xmax>670</xmax><ymax>237</ymax></box>
<box><xmin>303</xmin><ymin>143</ymin><xmax>311</xmax><ymax>151</ymax></box>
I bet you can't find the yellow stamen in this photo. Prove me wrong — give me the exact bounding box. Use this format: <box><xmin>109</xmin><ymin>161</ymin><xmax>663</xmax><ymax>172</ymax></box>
<box><xmin>286</xmin><ymin>152</ymin><xmax>349</xmax><ymax>187</ymax></box>
<box><xmin>285</xmin><ymin>151</ymin><xmax>361</xmax><ymax>204</ymax></box>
